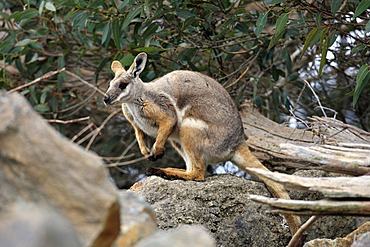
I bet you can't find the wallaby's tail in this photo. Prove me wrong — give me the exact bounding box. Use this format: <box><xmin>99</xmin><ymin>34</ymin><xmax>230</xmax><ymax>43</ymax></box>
<box><xmin>231</xmin><ymin>142</ymin><xmax>301</xmax><ymax>235</ymax></box>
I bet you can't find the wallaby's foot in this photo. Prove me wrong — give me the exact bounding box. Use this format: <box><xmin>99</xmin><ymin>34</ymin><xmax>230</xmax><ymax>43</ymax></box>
<box><xmin>146</xmin><ymin>167</ymin><xmax>204</xmax><ymax>181</ymax></box>
<box><xmin>147</xmin><ymin>147</ymin><xmax>165</xmax><ymax>161</ymax></box>
<box><xmin>146</xmin><ymin>167</ymin><xmax>185</xmax><ymax>180</ymax></box>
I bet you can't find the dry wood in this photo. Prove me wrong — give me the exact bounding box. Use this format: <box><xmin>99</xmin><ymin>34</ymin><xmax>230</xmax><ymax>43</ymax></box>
<box><xmin>249</xmin><ymin>195</ymin><xmax>370</xmax><ymax>216</ymax></box>
<box><xmin>245</xmin><ymin>168</ymin><xmax>370</xmax><ymax>198</ymax></box>
<box><xmin>240</xmin><ymin>101</ymin><xmax>370</xmax><ymax>175</ymax></box>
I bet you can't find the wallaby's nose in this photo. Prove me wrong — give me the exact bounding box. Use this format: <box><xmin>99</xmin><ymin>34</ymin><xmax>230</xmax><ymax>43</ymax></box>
<box><xmin>103</xmin><ymin>96</ymin><xmax>110</xmax><ymax>105</ymax></box>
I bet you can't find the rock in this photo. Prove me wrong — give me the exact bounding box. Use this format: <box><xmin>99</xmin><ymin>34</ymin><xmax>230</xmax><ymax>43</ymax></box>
<box><xmin>303</xmin><ymin>221</ymin><xmax>370</xmax><ymax>247</ymax></box>
<box><xmin>130</xmin><ymin>175</ymin><xmax>292</xmax><ymax>247</ymax></box>
<box><xmin>0</xmin><ymin>203</ymin><xmax>81</xmax><ymax>247</ymax></box>
<box><xmin>130</xmin><ymin>174</ymin><xmax>369</xmax><ymax>247</ymax></box>
<box><xmin>352</xmin><ymin>232</ymin><xmax>370</xmax><ymax>247</ymax></box>
<box><xmin>116</xmin><ymin>191</ymin><xmax>157</xmax><ymax>247</ymax></box>
<box><xmin>0</xmin><ymin>92</ymin><xmax>120</xmax><ymax>247</ymax></box>
<box><xmin>134</xmin><ymin>225</ymin><xmax>216</xmax><ymax>247</ymax></box>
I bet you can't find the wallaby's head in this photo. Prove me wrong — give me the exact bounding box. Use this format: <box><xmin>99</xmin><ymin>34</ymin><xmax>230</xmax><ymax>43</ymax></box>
<box><xmin>103</xmin><ymin>52</ymin><xmax>147</xmax><ymax>105</ymax></box>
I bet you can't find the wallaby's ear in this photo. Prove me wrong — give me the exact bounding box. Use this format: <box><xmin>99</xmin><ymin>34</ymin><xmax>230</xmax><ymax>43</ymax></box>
<box><xmin>128</xmin><ymin>52</ymin><xmax>147</xmax><ymax>78</ymax></box>
<box><xmin>111</xmin><ymin>61</ymin><xmax>124</xmax><ymax>73</ymax></box>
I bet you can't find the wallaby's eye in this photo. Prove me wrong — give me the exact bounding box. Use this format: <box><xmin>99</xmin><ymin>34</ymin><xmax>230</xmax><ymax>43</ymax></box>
<box><xmin>119</xmin><ymin>83</ymin><xmax>128</xmax><ymax>90</ymax></box>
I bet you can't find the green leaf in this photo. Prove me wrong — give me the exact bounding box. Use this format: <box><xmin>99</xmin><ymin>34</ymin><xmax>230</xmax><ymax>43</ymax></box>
<box><xmin>142</xmin><ymin>22</ymin><xmax>159</xmax><ymax>40</ymax></box>
<box><xmin>268</xmin><ymin>30</ymin><xmax>284</xmax><ymax>49</ymax></box>
<box><xmin>331</xmin><ymin>0</ymin><xmax>342</xmax><ymax>15</ymax></box>
<box><xmin>39</xmin><ymin>1</ymin><xmax>46</xmax><ymax>15</ymax></box>
<box><xmin>255</xmin><ymin>11</ymin><xmax>269</xmax><ymax>36</ymax></box>
<box><xmin>351</xmin><ymin>44</ymin><xmax>366</xmax><ymax>54</ymax></box>
<box><xmin>122</xmin><ymin>5</ymin><xmax>142</xmax><ymax>30</ymax></box>
<box><xmin>300</xmin><ymin>27</ymin><xmax>326</xmax><ymax>58</ymax></box>
<box><xmin>112</xmin><ymin>19</ymin><xmax>122</xmax><ymax>49</ymax></box>
<box><xmin>40</xmin><ymin>90</ymin><xmax>48</xmax><ymax>104</ymax></box>
<box><xmin>183</xmin><ymin>16</ymin><xmax>196</xmax><ymax>29</ymax></box>
<box><xmin>354</xmin><ymin>0</ymin><xmax>370</xmax><ymax>18</ymax></box>
<box><xmin>272</xmin><ymin>0</ymin><xmax>285</xmax><ymax>4</ymax></box>
<box><xmin>275</xmin><ymin>12</ymin><xmax>289</xmax><ymax>34</ymax></box>
<box><xmin>268</xmin><ymin>12</ymin><xmax>289</xmax><ymax>49</ymax></box>
<box><xmin>283</xmin><ymin>48</ymin><xmax>292</xmax><ymax>74</ymax></box>
<box><xmin>353</xmin><ymin>64</ymin><xmax>370</xmax><ymax>106</ymax></box>
<box><xmin>101</xmin><ymin>22</ymin><xmax>112</xmax><ymax>45</ymax></box>
<box><xmin>120</xmin><ymin>55</ymin><xmax>135</xmax><ymax>67</ymax></box>
<box><xmin>315</xmin><ymin>12</ymin><xmax>322</xmax><ymax>26</ymax></box>
<box><xmin>319</xmin><ymin>36</ymin><xmax>330</xmax><ymax>76</ymax></box>
<box><xmin>116</xmin><ymin>0</ymin><xmax>129</xmax><ymax>12</ymax></box>
<box><xmin>201</xmin><ymin>3</ymin><xmax>219</xmax><ymax>11</ymax></box>
<box><xmin>34</xmin><ymin>104</ymin><xmax>50</xmax><ymax>112</ymax></box>
<box><xmin>133</xmin><ymin>46</ymin><xmax>164</xmax><ymax>54</ymax></box>
<box><xmin>176</xmin><ymin>9</ymin><xmax>196</xmax><ymax>19</ymax></box>
<box><xmin>13</xmin><ymin>9</ymin><xmax>38</xmax><ymax>22</ymax></box>
<box><xmin>15</xmin><ymin>39</ymin><xmax>33</xmax><ymax>47</ymax></box>
<box><xmin>45</xmin><ymin>2</ymin><xmax>56</xmax><ymax>12</ymax></box>
<box><xmin>365</xmin><ymin>20</ymin><xmax>370</xmax><ymax>33</ymax></box>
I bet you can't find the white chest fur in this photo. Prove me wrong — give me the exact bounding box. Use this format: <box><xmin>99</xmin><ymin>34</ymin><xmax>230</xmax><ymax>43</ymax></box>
<box><xmin>124</xmin><ymin>103</ymin><xmax>159</xmax><ymax>137</ymax></box>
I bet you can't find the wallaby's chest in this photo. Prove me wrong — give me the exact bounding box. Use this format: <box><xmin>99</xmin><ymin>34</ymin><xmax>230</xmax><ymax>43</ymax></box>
<box><xmin>124</xmin><ymin>101</ymin><xmax>159</xmax><ymax>137</ymax></box>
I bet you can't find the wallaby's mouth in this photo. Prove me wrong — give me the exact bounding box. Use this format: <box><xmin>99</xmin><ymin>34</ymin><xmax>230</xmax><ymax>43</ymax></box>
<box><xmin>103</xmin><ymin>95</ymin><xmax>113</xmax><ymax>106</ymax></box>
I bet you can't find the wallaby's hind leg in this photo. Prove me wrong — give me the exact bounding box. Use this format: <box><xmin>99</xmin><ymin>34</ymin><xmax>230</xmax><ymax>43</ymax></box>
<box><xmin>231</xmin><ymin>142</ymin><xmax>301</xmax><ymax>235</ymax></box>
<box><xmin>147</xmin><ymin>128</ymin><xmax>205</xmax><ymax>181</ymax></box>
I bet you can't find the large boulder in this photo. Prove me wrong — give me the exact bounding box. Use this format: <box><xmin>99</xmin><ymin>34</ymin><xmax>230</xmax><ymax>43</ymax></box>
<box><xmin>117</xmin><ymin>191</ymin><xmax>157</xmax><ymax>247</ymax></box>
<box><xmin>131</xmin><ymin>175</ymin><xmax>291</xmax><ymax>247</ymax></box>
<box><xmin>0</xmin><ymin>92</ymin><xmax>120</xmax><ymax>247</ymax></box>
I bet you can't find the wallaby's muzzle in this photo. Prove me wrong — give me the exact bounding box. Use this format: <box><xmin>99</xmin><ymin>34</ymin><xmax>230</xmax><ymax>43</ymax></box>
<box><xmin>103</xmin><ymin>95</ymin><xmax>112</xmax><ymax>106</ymax></box>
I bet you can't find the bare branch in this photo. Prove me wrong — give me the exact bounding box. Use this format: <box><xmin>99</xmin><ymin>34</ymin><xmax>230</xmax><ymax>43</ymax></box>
<box><xmin>84</xmin><ymin>109</ymin><xmax>120</xmax><ymax>150</ymax></box>
<box><xmin>288</xmin><ymin>216</ymin><xmax>319</xmax><ymax>247</ymax></box>
<box><xmin>7</xmin><ymin>68</ymin><xmax>66</xmax><ymax>93</ymax></box>
<box><xmin>47</xmin><ymin>116</ymin><xmax>90</xmax><ymax>124</ymax></box>
<box><xmin>64</xmin><ymin>70</ymin><xmax>107</xmax><ymax>96</ymax></box>
<box><xmin>105</xmin><ymin>156</ymin><xmax>148</xmax><ymax>167</ymax></box>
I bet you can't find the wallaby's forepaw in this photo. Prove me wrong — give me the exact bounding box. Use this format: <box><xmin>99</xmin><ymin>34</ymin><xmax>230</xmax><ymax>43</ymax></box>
<box><xmin>146</xmin><ymin>167</ymin><xmax>184</xmax><ymax>181</ymax></box>
<box><xmin>140</xmin><ymin>148</ymin><xmax>150</xmax><ymax>157</ymax></box>
<box><xmin>147</xmin><ymin>147</ymin><xmax>165</xmax><ymax>161</ymax></box>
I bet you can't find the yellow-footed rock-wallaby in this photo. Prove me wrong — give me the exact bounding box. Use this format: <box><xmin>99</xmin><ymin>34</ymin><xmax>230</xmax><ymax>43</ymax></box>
<box><xmin>104</xmin><ymin>52</ymin><xmax>301</xmax><ymax>234</ymax></box>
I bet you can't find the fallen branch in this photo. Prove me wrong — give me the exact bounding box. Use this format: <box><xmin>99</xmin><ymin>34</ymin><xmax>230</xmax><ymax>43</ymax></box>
<box><xmin>245</xmin><ymin>168</ymin><xmax>370</xmax><ymax>198</ymax></box>
<box><xmin>279</xmin><ymin>143</ymin><xmax>370</xmax><ymax>175</ymax></box>
<box><xmin>249</xmin><ymin>195</ymin><xmax>370</xmax><ymax>216</ymax></box>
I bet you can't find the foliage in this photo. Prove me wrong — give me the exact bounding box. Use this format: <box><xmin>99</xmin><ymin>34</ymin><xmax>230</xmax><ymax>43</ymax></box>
<box><xmin>1</xmin><ymin>0</ymin><xmax>369</xmax><ymax>188</ymax></box>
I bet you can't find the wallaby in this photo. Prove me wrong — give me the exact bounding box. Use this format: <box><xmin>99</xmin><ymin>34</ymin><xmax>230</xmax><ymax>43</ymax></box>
<box><xmin>103</xmin><ymin>52</ymin><xmax>301</xmax><ymax>234</ymax></box>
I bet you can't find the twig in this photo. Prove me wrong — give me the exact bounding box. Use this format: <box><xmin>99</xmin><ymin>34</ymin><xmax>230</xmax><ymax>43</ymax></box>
<box><xmin>302</xmin><ymin>79</ymin><xmax>328</xmax><ymax>118</ymax></box>
<box><xmin>71</xmin><ymin>122</ymin><xmax>95</xmax><ymax>143</ymax></box>
<box><xmin>47</xmin><ymin>116</ymin><xmax>90</xmax><ymax>124</ymax></box>
<box><xmin>102</xmin><ymin>139</ymin><xmax>138</xmax><ymax>161</ymax></box>
<box><xmin>64</xmin><ymin>69</ymin><xmax>106</xmax><ymax>96</ymax></box>
<box><xmin>225</xmin><ymin>49</ymin><xmax>261</xmax><ymax>89</ymax></box>
<box><xmin>105</xmin><ymin>156</ymin><xmax>148</xmax><ymax>167</ymax></box>
<box><xmin>7</xmin><ymin>68</ymin><xmax>66</xmax><ymax>93</ymax></box>
<box><xmin>288</xmin><ymin>215</ymin><xmax>319</xmax><ymax>247</ymax></box>
<box><xmin>84</xmin><ymin>109</ymin><xmax>120</xmax><ymax>150</ymax></box>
